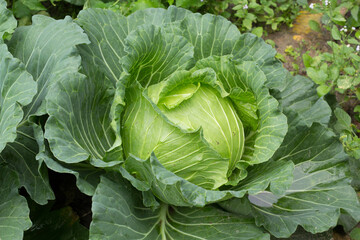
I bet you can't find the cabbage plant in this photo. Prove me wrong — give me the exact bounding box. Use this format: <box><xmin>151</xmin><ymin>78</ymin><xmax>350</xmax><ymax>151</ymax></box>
<box><xmin>0</xmin><ymin>2</ymin><xmax>360</xmax><ymax>240</ymax></box>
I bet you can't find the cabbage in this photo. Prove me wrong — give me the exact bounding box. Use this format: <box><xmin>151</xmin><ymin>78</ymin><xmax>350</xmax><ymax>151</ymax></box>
<box><xmin>123</xmin><ymin>79</ymin><xmax>245</xmax><ymax>189</ymax></box>
<box><xmin>0</xmin><ymin>3</ymin><xmax>359</xmax><ymax>240</ymax></box>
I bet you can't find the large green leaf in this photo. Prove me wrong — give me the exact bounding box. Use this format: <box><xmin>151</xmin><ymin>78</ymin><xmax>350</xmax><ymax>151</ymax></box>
<box><xmin>123</xmin><ymin>153</ymin><xmax>294</xmax><ymax>207</ymax></box>
<box><xmin>255</xmin><ymin>126</ymin><xmax>359</xmax><ymax>237</ymax></box>
<box><xmin>220</xmin><ymin>76</ymin><xmax>360</xmax><ymax>238</ymax></box>
<box><xmin>0</xmin><ymin>0</ymin><xmax>16</xmax><ymax>38</ymax></box>
<box><xmin>121</xmin><ymin>23</ymin><xmax>194</xmax><ymax>88</ymax></box>
<box><xmin>0</xmin><ymin>43</ymin><xmax>52</xmax><ymax>205</ymax></box>
<box><xmin>90</xmin><ymin>172</ymin><xmax>270</xmax><ymax>240</ymax></box>
<box><xmin>232</xmin><ymin>33</ymin><xmax>288</xmax><ymax>91</ymax></box>
<box><xmin>76</xmin><ymin>6</ymin><xmax>241</xmax><ymax>85</ymax></box>
<box><xmin>222</xmin><ymin>122</ymin><xmax>360</xmax><ymax>238</ymax></box>
<box><xmin>76</xmin><ymin>9</ymin><xmax>130</xmax><ymax>84</ymax></box>
<box><xmin>273</xmin><ymin>75</ymin><xmax>331</xmax><ymax>127</ymax></box>
<box><xmin>0</xmin><ymin>43</ymin><xmax>36</xmax><ymax>152</ymax></box>
<box><xmin>3</xmin><ymin>15</ymin><xmax>90</xmax><ymax>204</ymax></box>
<box><xmin>1</xmin><ymin>124</ymin><xmax>54</xmax><ymax>204</ymax></box>
<box><xmin>77</xmin><ymin>8</ymin><xmax>194</xmax><ymax>86</ymax></box>
<box><xmin>195</xmin><ymin>57</ymin><xmax>287</xmax><ymax>166</ymax></box>
<box><xmin>76</xmin><ymin>7</ymin><xmax>193</xmax><ymax>85</ymax></box>
<box><xmin>0</xmin><ymin>166</ymin><xmax>32</xmax><ymax>240</ymax></box>
<box><xmin>8</xmin><ymin>15</ymin><xmax>90</xmax><ymax>118</ymax></box>
<box><xmin>171</xmin><ymin>6</ymin><xmax>241</xmax><ymax>60</ymax></box>
<box><xmin>45</xmin><ymin>71</ymin><xmax>123</xmax><ymax>168</ymax></box>
<box><xmin>233</xmin><ymin>159</ymin><xmax>294</xmax><ymax>196</ymax></box>
<box><xmin>38</xmin><ymin>141</ymin><xmax>104</xmax><ymax>196</ymax></box>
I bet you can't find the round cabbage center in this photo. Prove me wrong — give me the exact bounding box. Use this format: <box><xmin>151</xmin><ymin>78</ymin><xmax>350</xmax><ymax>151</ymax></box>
<box><xmin>122</xmin><ymin>84</ymin><xmax>245</xmax><ymax>189</ymax></box>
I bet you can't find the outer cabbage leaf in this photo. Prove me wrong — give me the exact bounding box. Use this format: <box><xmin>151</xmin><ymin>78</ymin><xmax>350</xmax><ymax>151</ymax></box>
<box><xmin>232</xmin><ymin>159</ymin><xmax>294</xmax><ymax>196</ymax></box>
<box><xmin>0</xmin><ymin>42</ymin><xmax>53</xmax><ymax>204</ymax></box>
<box><xmin>44</xmin><ymin>42</ymin><xmax>122</xmax><ymax>189</ymax></box>
<box><xmin>232</xmin><ymin>34</ymin><xmax>288</xmax><ymax>91</ymax></box>
<box><xmin>0</xmin><ymin>43</ymin><xmax>36</xmax><ymax>152</ymax></box>
<box><xmin>273</xmin><ymin>75</ymin><xmax>331</xmax><ymax>127</ymax></box>
<box><xmin>45</xmin><ymin>71</ymin><xmax>123</xmax><ymax>168</ymax></box>
<box><xmin>222</xmin><ymin>122</ymin><xmax>360</xmax><ymax>238</ymax></box>
<box><xmin>0</xmin><ymin>0</ymin><xmax>16</xmax><ymax>38</ymax></box>
<box><xmin>219</xmin><ymin>76</ymin><xmax>360</xmax><ymax>238</ymax></box>
<box><xmin>8</xmin><ymin>15</ymin><xmax>90</xmax><ymax>118</ymax></box>
<box><xmin>76</xmin><ymin>7</ymin><xmax>171</xmax><ymax>85</ymax></box>
<box><xmin>76</xmin><ymin>6</ymin><xmax>243</xmax><ymax>84</ymax></box>
<box><xmin>121</xmin><ymin>23</ymin><xmax>194</xmax><ymax>88</ymax></box>
<box><xmin>0</xmin><ymin>166</ymin><xmax>32</xmax><ymax>240</ymax></box>
<box><xmin>1</xmin><ymin>15</ymin><xmax>89</xmax><ymax>204</ymax></box>
<box><xmin>38</xmin><ymin>141</ymin><xmax>104</xmax><ymax>196</ymax></box>
<box><xmin>90</xmin><ymin>172</ymin><xmax>270</xmax><ymax>240</ymax></box>
<box><xmin>76</xmin><ymin>8</ymin><xmax>130</xmax><ymax>84</ymax></box>
<box><xmin>1</xmin><ymin>124</ymin><xmax>54</xmax><ymax>204</ymax></box>
<box><xmin>123</xmin><ymin>152</ymin><xmax>294</xmax><ymax>207</ymax></box>
<box><xmin>171</xmin><ymin>7</ymin><xmax>241</xmax><ymax>60</ymax></box>
<box><xmin>194</xmin><ymin>57</ymin><xmax>287</xmax><ymax>166</ymax></box>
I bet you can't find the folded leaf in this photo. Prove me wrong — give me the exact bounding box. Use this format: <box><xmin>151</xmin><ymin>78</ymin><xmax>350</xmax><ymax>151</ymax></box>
<box><xmin>1</xmin><ymin>124</ymin><xmax>54</xmax><ymax>204</ymax></box>
<box><xmin>45</xmin><ymin>71</ymin><xmax>123</xmax><ymax>168</ymax></box>
<box><xmin>123</xmin><ymin>153</ymin><xmax>294</xmax><ymax>207</ymax></box>
<box><xmin>121</xmin><ymin>23</ymin><xmax>194</xmax><ymax>87</ymax></box>
<box><xmin>232</xmin><ymin>33</ymin><xmax>287</xmax><ymax>91</ymax></box>
<box><xmin>220</xmin><ymin>76</ymin><xmax>360</xmax><ymax>238</ymax></box>
<box><xmin>0</xmin><ymin>42</ymin><xmax>53</xmax><ymax>205</ymax></box>
<box><xmin>90</xmin><ymin>172</ymin><xmax>270</xmax><ymax>240</ymax></box>
<box><xmin>0</xmin><ymin>0</ymin><xmax>16</xmax><ymax>38</ymax></box>
<box><xmin>8</xmin><ymin>15</ymin><xmax>90</xmax><ymax>118</ymax></box>
<box><xmin>0</xmin><ymin>43</ymin><xmax>36</xmax><ymax>152</ymax></box>
<box><xmin>0</xmin><ymin>166</ymin><xmax>32</xmax><ymax>240</ymax></box>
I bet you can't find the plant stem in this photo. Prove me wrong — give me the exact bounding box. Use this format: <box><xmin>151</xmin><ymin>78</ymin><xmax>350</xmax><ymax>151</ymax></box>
<box><xmin>159</xmin><ymin>204</ymin><xmax>168</xmax><ymax>240</ymax></box>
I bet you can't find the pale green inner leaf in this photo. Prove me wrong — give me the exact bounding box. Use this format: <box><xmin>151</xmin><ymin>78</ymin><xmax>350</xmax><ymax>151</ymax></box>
<box><xmin>160</xmin><ymin>83</ymin><xmax>200</xmax><ymax>109</ymax></box>
<box><xmin>158</xmin><ymin>84</ymin><xmax>244</xmax><ymax>175</ymax></box>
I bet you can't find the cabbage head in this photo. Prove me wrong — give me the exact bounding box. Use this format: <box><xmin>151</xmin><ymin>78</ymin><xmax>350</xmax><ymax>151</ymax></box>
<box><xmin>123</xmin><ymin>75</ymin><xmax>245</xmax><ymax>190</ymax></box>
<box><xmin>31</xmin><ymin>5</ymin><xmax>359</xmax><ymax>240</ymax></box>
<box><xmin>113</xmin><ymin>15</ymin><xmax>289</xmax><ymax>194</ymax></box>
<box><xmin>1</xmin><ymin>0</ymin><xmax>359</xmax><ymax>238</ymax></box>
